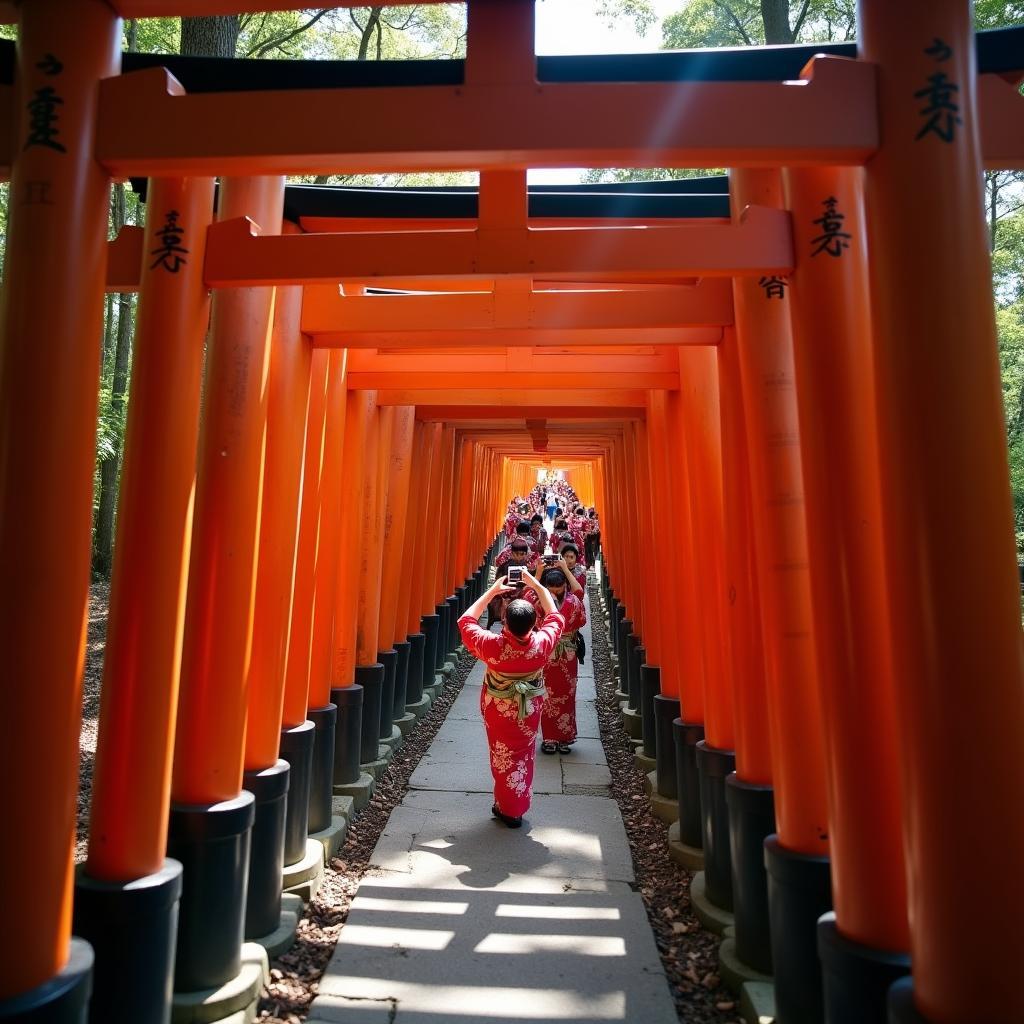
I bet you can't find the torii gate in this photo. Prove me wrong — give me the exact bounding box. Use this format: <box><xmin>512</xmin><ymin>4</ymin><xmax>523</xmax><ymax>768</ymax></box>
<box><xmin>0</xmin><ymin>4</ymin><xmax>1022</xmax><ymax>1024</ymax></box>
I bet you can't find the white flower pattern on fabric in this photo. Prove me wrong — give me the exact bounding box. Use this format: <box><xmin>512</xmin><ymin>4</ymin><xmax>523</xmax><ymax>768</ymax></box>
<box><xmin>507</xmin><ymin>758</ymin><xmax>529</xmax><ymax>796</ymax></box>
<box><xmin>491</xmin><ymin>741</ymin><xmax>513</xmax><ymax>774</ymax></box>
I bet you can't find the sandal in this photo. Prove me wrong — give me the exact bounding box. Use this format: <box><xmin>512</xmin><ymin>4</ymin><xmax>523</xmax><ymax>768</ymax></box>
<box><xmin>541</xmin><ymin>740</ymin><xmax>558</xmax><ymax>755</ymax></box>
<box><xmin>557</xmin><ymin>742</ymin><xmax>572</xmax><ymax>755</ymax></box>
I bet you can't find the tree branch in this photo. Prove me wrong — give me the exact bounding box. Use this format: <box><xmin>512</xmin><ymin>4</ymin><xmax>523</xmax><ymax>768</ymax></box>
<box><xmin>791</xmin><ymin>0</ymin><xmax>813</xmax><ymax>39</ymax></box>
<box><xmin>713</xmin><ymin>0</ymin><xmax>753</xmax><ymax>46</ymax></box>
<box><xmin>248</xmin><ymin>8</ymin><xmax>331</xmax><ymax>57</ymax></box>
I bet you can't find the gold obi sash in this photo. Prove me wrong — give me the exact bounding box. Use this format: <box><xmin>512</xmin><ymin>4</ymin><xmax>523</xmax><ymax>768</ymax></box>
<box><xmin>551</xmin><ymin>632</ymin><xmax>577</xmax><ymax>662</ymax></box>
<box><xmin>484</xmin><ymin>667</ymin><xmax>546</xmax><ymax>720</ymax></box>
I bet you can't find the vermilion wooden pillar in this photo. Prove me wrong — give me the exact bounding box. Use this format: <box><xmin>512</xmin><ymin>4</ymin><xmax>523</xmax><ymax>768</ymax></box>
<box><xmin>241</xmin><ymin>264</ymin><xmax>314</xmax><ymax>939</ymax></box>
<box><xmin>170</xmin><ymin>174</ymin><xmax>284</xmax><ymax>993</ymax></box>
<box><xmin>642</xmin><ymin>395</ymin><xmax>683</xmax><ymax>808</ymax></box>
<box><xmin>784</xmin><ymin>162</ymin><xmax>910</xmax><ymax>1020</ymax></box>
<box><xmin>414</xmin><ymin>423</ymin><xmax>443</xmax><ymax>683</ymax></box>
<box><xmin>0</xmin><ymin>2</ymin><xmax>119</xmax><ymax>1010</ymax></box>
<box><xmin>362</xmin><ymin>405</ymin><xmax>394</xmax><ymax>747</ymax></box>
<box><xmin>282</xmin><ymin>349</ymin><xmax>330</xmax><ymax>733</ymax></box>
<box><xmin>307</xmin><ymin>353</ymin><xmax>348</xmax><ymax>713</ymax></box>
<box><xmin>732</xmin><ymin>167</ymin><xmax>831</xmax><ymax>1022</ymax></box>
<box><xmin>279</xmin><ymin>349</ymin><xmax>332</xmax><ymax>840</ymax></box>
<box><xmin>398</xmin><ymin>420</ymin><xmax>430</xmax><ymax>710</ymax></box>
<box><xmin>74</xmin><ymin>175</ymin><xmax>214</xmax><ymax>1022</ymax></box>
<box><xmin>330</xmin><ymin>390</ymin><xmax>375</xmax><ymax>766</ymax></box>
<box><xmin>379</xmin><ymin>406</ymin><xmax>416</xmax><ymax>731</ymax></box>
<box><xmin>687</xmin><ymin>338</ymin><xmax>774</xmax><ymax>975</ymax></box>
<box><xmin>85</xmin><ymin>178</ymin><xmax>214</xmax><ymax>882</ymax></box>
<box><xmin>858</xmin><ymin>3</ymin><xmax>1024</xmax><ymax>1021</ymax></box>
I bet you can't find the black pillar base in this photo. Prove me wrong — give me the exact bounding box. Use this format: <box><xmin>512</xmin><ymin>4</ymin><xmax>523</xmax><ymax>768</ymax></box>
<box><xmin>608</xmin><ymin>595</ymin><xmax>619</xmax><ymax>651</ymax></box>
<box><xmin>613</xmin><ymin>603</ymin><xmax>626</xmax><ymax>656</ymax></box>
<box><xmin>278</xmin><ymin>720</ymin><xmax>315</xmax><ymax>864</ymax></box>
<box><xmin>329</xmin><ymin>685</ymin><xmax>363</xmax><ymax>789</ymax></box>
<box><xmin>628</xmin><ymin>638</ymin><xmax>644</xmax><ymax>713</ymax></box>
<box><xmin>355</xmin><ymin>663</ymin><xmax>385</xmax><ymax>764</ymax></box>
<box><xmin>243</xmin><ymin>760</ymin><xmax>289</xmax><ymax>940</ymax></box>
<box><xmin>307</xmin><ymin>702</ymin><xmax>337</xmax><ymax>831</ymax></box>
<box><xmin>435</xmin><ymin>604</ymin><xmax>449</xmax><ymax>669</ymax></box>
<box><xmin>640</xmin><ymin>663</ymin><xmax>660</xmax><ymax>759</ymax></box>
<box><xmin>421</xmin><ymin>614</ymin><xmax>440</xmax><ymax>689</ymax></box>
<box><xmin>818</xmin><ymin>912</ymin><xmax>910</xmax><ymax>1024</ymax></box>
<box><xmin>653</xmin><ymin>694</ymin><xmax>680</xmax><ymax>798</ymax></box>
<box><xmin>887</xmin><ymin>978</ymin><xmax>930</xmax><ymax>1024</ymax></box>
<box><xmin>167</xmin><ymin>792</ymin><xmax>254</xmax><ymax>992</ymax></box>
<box><xmin>765</xmin><ymin>835</ymin><xmax>833</xmax><ymax>1024</ymax></box>
<box><xmin>696</xmin><ymin>741</ymin><xmax>736</xmax><ymax>911</ymax></box>
<box><xmin>725</xmin><ymin>773</ymin><xmax>776</xmax><ymax>975</ymax></box>
<box><xmin>0</xmin><ymin>937</ymin><xmax>93</xmax><ymax>1023</ymax></box>
<box><xmin>617</xmin><ymin>618</ymin><xmax>633</xmax><ymax>691</ymax></box>
<box><xmin>393</xmin><ymin>640</ymin><xmax>411</xmax><ymax>720</ymax></box>
<box><xmin>72</xmin><ymin>861</ymin><xmax>181</xmax><ymax>1024</ymax></box>
<box><xmin>406</xmin><ymin>633</ymin><xmax>426</xmax><ymax>704</ymax></box>
<box><xmin>455</xmin><ymin>584</ymin><xmax>468</xmax><ymax>618</ymax></box>
<box><xmin>445</xmin><ymin>595</ymin><xmax>459</xmax><ymax>653</ymax></box>
<box><xmin>377</xmin><ymin>649</ymin><xmax>397</xmax><ymax>739</ymax></box>
<box><xmin>673</xmin><ymin>719</ymin><xmax>705</xmax><ymax>848</ymax></box>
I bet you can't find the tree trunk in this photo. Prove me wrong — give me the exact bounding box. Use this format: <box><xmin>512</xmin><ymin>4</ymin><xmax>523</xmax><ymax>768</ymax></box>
<box><xmin>102</xmin><ymin>293</ymin><xmax>115</xmax><ymax>369</ymax></box>
<box><xmin>180</xmin><ymin>15</ymin><xmax>239</xmax><ymax>58</ymax></box>
<box><xmin>93</xmin><ymin>184</ymin><xmax>134</xmax><ymax>576</ymax></box>
<box><xmin>760</xmin><ymin>0</ymin><xmax>795</xmax><ymax>43</ymax></box>
<box><xmin>356</xmin><ymin>7</ymin><xmax>382</xmax><ymax>60</ymax></box>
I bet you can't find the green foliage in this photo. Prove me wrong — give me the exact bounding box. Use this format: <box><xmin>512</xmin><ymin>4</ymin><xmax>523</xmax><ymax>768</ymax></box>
<box><xmin>661</xmin><ymin>0</ymin><xmax>855</xmax><ymax>49</ymax></box>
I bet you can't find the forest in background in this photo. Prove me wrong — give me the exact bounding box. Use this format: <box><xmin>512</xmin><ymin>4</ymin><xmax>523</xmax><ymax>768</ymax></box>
<box><xmin>0</xmin><ymin>0</ymin><xmax>1021</xmax><ymax>573</ymax></box>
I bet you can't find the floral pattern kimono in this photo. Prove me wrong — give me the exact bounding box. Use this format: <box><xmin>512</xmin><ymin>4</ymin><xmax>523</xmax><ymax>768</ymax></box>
<box><xmin>459</xmin><ymin>609</ymin><xmax>565</xmax><ymax>816</ymax></box>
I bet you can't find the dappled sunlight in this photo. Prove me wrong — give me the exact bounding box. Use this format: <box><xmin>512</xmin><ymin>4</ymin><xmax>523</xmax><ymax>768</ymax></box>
<box><xmin>351</xmin><ymin>895</ymin><xmax>469</xmax><ymax>915</ymax></box>
<box><xmin>315</xmin><ymin>980</ymin><xmax>628</xmax><ymax>1020</ymax></box>
<box><xmin>494</xmin><ymin>903</ymin><xmax>621</xmax><ymax>921</ymax></box>
<box><xmin>339</xmin><ymin>924</ymin><xmax>456</xmax><ymax>951</ymax></box>
<box><xmin>528</xmin><ymin>825</ymin><xmax>604</xmax><ymax>863</ymax></box>
<box><xmin>474</xmin><ymin>932</ymin><xmax>627</xmax><ymax>956</ymax></box>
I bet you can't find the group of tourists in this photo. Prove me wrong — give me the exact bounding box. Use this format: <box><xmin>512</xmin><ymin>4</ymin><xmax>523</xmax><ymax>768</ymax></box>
<box><xmin>459</xmin><ymin>482</ymin><xmax>600</xmax><ymax>828</ymax></box>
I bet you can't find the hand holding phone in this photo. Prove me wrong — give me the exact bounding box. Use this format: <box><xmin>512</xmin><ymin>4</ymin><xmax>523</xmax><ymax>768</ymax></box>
<box><xmin>507</xmin><ymin>565</ymin><xmax>524</xmax><ymax>584</ymax></box>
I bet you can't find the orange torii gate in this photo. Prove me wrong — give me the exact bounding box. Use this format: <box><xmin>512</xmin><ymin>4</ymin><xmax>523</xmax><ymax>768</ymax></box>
<box><xmin>0</xmin><ymin>3</ymin><xmax>1022</xmax><ymax>1024</ymax></box>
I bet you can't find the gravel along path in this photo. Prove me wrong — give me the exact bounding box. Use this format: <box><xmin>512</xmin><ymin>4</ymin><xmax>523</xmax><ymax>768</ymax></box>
<box><xmin>586</xmin><ymin>579</ymin><xmax>742</xmax><ymax>1024</ymax></box>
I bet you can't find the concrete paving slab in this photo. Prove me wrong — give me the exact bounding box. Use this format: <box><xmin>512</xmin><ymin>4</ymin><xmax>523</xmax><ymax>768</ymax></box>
<box><xmin>562</xmin><ymin>761</ymin><xmax>612</xmax><ymax>791</ymax></box>
<box><xmin>313</xmin><ymin>884</ymin><xmax>676</xmax><ymax>1024</ymax></box>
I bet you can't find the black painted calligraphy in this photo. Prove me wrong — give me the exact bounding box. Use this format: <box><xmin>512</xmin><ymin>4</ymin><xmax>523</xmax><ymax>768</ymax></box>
<box><xmin>759</xmin><ymin>275</ymin><xmax>787</xmax><ymax>300</ymax></box>
<box><xmin>915</xmin><ymin>37</ymin><xmax>962</xmax><ymax>143</ymax></box>
<box><xmin>150</xmin><ymin>209</ymin><xmax>189</xmax><ymax>273</ymax></box>
<box><xmin>810</xmin><ymin>196</ymin><xmax>851</xmax><ymax>258</ymax></box>
<box><xmin>25</xmin><ymin>86</ymin><xmax>66</xmax><ymax>152</ymax></box>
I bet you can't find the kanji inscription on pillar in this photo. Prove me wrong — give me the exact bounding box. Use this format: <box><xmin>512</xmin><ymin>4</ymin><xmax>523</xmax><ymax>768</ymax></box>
<box><xmin>914</xmin><ymin>37</ymin><xmax>962</xmax><ymax>143</ymax></box>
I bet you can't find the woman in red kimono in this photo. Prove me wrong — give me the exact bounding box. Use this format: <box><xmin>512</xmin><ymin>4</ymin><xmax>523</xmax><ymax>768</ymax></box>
<box><xmin>558</xmin><ymin>542</ymin><xmax>589</xmax><ymax>590</ymax></box>
<box><xmin>527</xmin><ymin>567</ymin><xmax>587</xmax><ymax>755</ymax></box>
<box><xmin>459</xmin><ymin>571</ymin><xmax>564</xmax><ymax>828</ymax></box>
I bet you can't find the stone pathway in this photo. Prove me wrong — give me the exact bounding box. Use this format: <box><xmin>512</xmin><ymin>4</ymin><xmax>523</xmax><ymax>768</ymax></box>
<box><xmin>307</xmin><ymin>595</ymin><xmax>678</xmax><ymax>1024</ymax></box>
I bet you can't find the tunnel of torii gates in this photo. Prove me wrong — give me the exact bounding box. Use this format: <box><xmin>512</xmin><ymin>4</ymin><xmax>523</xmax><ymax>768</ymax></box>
<box><xmin>1</xmin><ymin>1</ymin><xmax>1024</xmax><ymax>1024</ymax></box>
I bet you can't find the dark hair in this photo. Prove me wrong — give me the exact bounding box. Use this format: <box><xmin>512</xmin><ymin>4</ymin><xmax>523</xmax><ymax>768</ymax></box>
<box><xmin>530</xmin><ymin>514</ymin><xmax>543</xmax><ymax>525</ymax></box>
<box><xmin>510</xmin><ymin>543</ymin><xmax>529</xmax><ymax>554</ymax></box>
<box><xmin>540</xmin><ymin>568</ymin><xmax>567</xmax><ymax>588</ymax></box>
<box><xmin>574</xmin><ymin>506</ymin><xmax>585</xmax><ymax>514</ymax></box>
<box><xmin>515</xmin><ymin>521</ymin><xmax>532</xmax><ymax>535</ymax></box>
<box><xmin>505</xmin><ymin>598</ymin><xmax>537</xmax><ymax>638</ymax></box>
<box><xmin>554</xmin><ymin>519</ymin><xmax>568</xmax><ymax>530</ymax></box>
<box><xmin>560</xmin><ymin>542</ymin><xmax>579</xmax><ymax>557</ymax></box>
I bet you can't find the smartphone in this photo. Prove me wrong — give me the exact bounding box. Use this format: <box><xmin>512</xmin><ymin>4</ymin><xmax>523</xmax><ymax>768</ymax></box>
<box><xmin>543</xmin><ymin>554</ymin><xmax>558</xmax><ymax>565</ymax></box>
<box><xmin>507</xmin><ymin>566</ymin><xmax>524</xmax><ymax>584</ymax></box>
